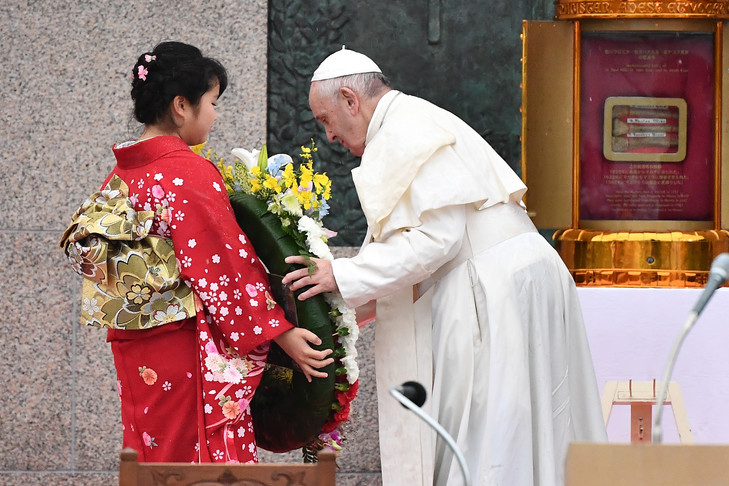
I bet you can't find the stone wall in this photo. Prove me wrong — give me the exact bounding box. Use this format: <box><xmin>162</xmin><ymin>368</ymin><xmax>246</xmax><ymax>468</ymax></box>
<box><xmin>0</xmin><ymin>1</ymin><xmax>381</xmax><ymax>484</ymax></box>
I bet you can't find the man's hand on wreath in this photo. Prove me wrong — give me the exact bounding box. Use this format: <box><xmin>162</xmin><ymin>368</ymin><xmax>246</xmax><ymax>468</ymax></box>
<box><xmin>274</xmin><ymin>327</ymin><xmax>334</xmax><ymax>382</ymax></box>
<box><xmin>283</xmin><ymin>256</ymin><xmax>339</xmax><ymax>299</ymax></box>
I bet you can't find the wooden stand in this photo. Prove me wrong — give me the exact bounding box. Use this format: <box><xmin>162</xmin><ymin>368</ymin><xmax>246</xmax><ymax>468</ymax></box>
<box><xmin>565</xmin><ymin>443</ymin><xmax>729</xmax><ymax>486</ymax></box>
<box><xmin>601</xmin><ymin>380</ymin><xmax>693</xmax><ymax>443</ymax></box>
<box><xmin>118</xmin><ymin>448</ymin><xmax>337</xmax><ymax>486</ymax></box>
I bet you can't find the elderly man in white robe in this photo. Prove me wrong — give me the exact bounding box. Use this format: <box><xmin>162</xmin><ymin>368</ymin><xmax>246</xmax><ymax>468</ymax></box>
<box><xmin>283</xmin><ymin>47</ymin><xmax>606</xmax><ymax>486</ymax></box>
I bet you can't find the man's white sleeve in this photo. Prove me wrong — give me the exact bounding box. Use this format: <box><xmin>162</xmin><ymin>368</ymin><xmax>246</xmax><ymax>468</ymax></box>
<box><xmin>332</xmin><ymin>205</ymin><xmax>466</xmax><ymax>308</ymax></box>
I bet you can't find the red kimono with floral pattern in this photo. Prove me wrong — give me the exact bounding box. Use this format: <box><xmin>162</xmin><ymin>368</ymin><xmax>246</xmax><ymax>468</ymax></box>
<box><xmin>104</xmin><ymin>136</ymin><xmax>293</xmax><ymax>463</ymax></box>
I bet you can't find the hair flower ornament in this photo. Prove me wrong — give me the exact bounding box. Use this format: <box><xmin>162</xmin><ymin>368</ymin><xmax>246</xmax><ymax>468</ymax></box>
<box><xmin>144</xmin><ymin>54</ymin><xmax>156</xmax><ymax>63</ymax></box>
<box><xmin>137</xmin><ymin>65</ymin><xmax>148</xmax><ymax>81</ymax></box>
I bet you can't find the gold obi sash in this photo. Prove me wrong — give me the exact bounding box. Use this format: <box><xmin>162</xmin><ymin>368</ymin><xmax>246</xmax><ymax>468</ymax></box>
<box><xmin>59</xmin><ymin>175</ymin><xmax>196</xmax><ymax>329</ymax></box>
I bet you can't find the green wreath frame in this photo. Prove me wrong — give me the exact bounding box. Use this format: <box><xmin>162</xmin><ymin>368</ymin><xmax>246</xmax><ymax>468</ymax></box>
<box><xmin>229</xmin><ymin>192</ymin><xmax>336</xmax><ymax>453</ymax></box>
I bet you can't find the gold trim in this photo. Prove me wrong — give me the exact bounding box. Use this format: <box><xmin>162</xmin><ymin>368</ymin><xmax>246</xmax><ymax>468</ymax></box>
<box><xmin>520</xmin><ymin>22</ymin><xmax>528</xmax><ymax>200</ymax></box>
<box><xmin>571</xmin><ymin>269</ymin><xmax>710</xmax><ymax>286</ymax></box>
<box><xmin>554</xmin><ymin>228</ymin><xmax>729</xmax><ymax>286</ymax></box>
<box><xmin>715</xmin><ymin>22</ymin><xmax>723</xmax><ymax>229</ymax></box>
<box><xmin>580</xmin><ymin>219</ymin><xmax>713</xmax><ymax>231</ymax></box>
<box><xmin>580</xmin><ymin>18</ymin><xmax>719</xmax><ymax>31</ymax></box>
<box><xmin>556</xmin><ymin>1</ymin><xmax>729</xmax><ymax>20</ymax></box>
<box><xmin>722</xmin><ymin>20</ymin><xmax>729</xmax><ymax>229</ymax></box>
<box><xmin>574</xmin><ymin>21</ymin><xmax>582</xmax><ymax>228</ymax></box>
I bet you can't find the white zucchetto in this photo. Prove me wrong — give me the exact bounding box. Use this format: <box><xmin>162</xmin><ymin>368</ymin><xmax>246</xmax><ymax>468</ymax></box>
<box><xmin>311</xmin><ymin>46</ymin><xmax>382</xmax><ymax>82</ymax></box>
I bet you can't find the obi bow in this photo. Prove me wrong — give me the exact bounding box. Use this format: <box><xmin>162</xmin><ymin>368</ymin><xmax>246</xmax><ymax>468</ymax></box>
<box><xmin>59</xmin><ymin>175</ymin><xmax>196</xmax><ymax>329</ymax></box>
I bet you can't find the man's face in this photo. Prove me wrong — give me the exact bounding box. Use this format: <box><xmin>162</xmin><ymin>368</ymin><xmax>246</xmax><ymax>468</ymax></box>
<box><xmin>309</xmin><ymin>84</ymin><xmax>367</xmax><ymax>157</ymax></box>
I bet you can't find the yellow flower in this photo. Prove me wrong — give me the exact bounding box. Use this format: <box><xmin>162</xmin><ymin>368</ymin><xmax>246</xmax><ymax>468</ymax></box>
<box><xmin>282</xmin><ymin>164</ymin><xmax>297</xmax><ymax>192</ymax></box>
<box><xmin>313</xmin><ymin>173</ymin><xmax>331</xmax><ymax>199</ymax></box>
<box><xmin>217</xmin><ymin>161</ymin><xmax>234</xmax><ymax>189</ymax></box>
<box><xmin>299</xmin><ymin>140</ymin><xmax>317</xmax><ymax>162</ymax></box>
<box><xmin>298</xmin><ymin>189</ymin><xmax>314</xmax><ymax>209</ymax></box>
<box><xmin>263</xmin><ymin>175</ymin><xmax>281</xmax><ymax>193</ymax></box>
<box><xmin>190</xmin><ymin>142</ymin><xmax>207</xmax><ymax>155</ymax></box>
<box><xmin>299</xmin><ymin>163</ymin><xmax>313</xmax><ymax>188</ymax></box>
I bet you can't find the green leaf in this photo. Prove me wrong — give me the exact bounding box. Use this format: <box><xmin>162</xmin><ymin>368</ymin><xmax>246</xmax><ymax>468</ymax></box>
<box><xmin>304</xmin><ymin>255</ymin><xmax>317</xmax><ymax>277</ymax></box>
<box><xmin>257</xmin><ymin>144</ymin><xmax>269</xmax><ymax>171</ymax></box>
<box><xmin>228</xmin><ymin>191</ymin><xmax>336</xmax><ymax>453</ymax></box>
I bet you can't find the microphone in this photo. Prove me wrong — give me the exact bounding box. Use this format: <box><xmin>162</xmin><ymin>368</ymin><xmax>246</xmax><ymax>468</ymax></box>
<box><xmin>691</xmin><ymin>253</ymin><xmax>729</xmax><ymax>315</ymax></box>
<box><xmin>389</xmin><ymin>381</ymin><xmax>472</xmax><ymax>486</ymax></box>
<box><xmin>652</xmin><ymin>253</ymin><xmax>729</xmax><ymax>443</ymax></box>
<box><xmin>395</xmin><ymin>381</ymin><xmax>427</xmax><ymax>407</ymax></box>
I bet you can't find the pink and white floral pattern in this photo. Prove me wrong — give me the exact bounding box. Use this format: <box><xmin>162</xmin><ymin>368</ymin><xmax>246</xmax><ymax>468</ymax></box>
<box><xmin>106</xmin><ymin>136</ymin><xmax>294</xmax><ymax>464</ymax></box>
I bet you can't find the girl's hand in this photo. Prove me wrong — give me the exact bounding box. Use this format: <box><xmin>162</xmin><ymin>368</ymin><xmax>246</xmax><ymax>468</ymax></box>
<box><xmin>274</xmin><ymin>327</ymin><xmax>334</xmax><ymax>382</ymax></box>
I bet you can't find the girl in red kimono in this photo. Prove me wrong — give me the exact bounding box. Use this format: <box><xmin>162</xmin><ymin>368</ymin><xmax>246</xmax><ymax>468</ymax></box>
<box><xmin>100</xmin><ymin>42</ymin><xmax>333</xmax><ymax>463</ymax></box>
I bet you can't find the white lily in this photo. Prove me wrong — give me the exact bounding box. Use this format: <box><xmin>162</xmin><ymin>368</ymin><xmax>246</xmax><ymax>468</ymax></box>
<box><xmin>231</xmin><ymin>147</ymin><xmax>260</xmax><ymax>171</ymax></box>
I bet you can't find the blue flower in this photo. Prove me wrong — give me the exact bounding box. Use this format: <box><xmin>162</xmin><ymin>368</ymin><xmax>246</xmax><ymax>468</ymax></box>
<box><xmin>318</xmin><ymin>198</ymin><xmax>330</xmax><ymax>217</ymax></box>
<box><xmin>267</xmin><ymin>154</ymin><xmax>292</xmax><ymax>177</ymax></box>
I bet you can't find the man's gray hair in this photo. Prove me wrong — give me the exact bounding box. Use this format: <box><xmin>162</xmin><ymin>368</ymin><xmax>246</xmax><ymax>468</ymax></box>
<box><xmin>312</xmin><ymin>72</ymin><xmax>391</xmax><ymax>101</ymax></box>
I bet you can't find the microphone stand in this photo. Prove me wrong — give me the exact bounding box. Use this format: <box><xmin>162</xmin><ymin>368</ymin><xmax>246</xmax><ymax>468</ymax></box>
<box><xmin>651</xmin><ymin>310</ymin><xmax>698</xmax><ymax>444</ymax></box>
<box><xmin>652</xmin><ymin>253</ymin><xmax>729</xmax><ymax>443</ymax></box>
<box><xmin>389</xmin><ymin>387</ymin><xmax>472</xmax><ymax>486</ymax></box>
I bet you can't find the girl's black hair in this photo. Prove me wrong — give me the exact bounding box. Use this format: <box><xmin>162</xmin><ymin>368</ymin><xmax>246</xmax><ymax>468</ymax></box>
<box><xmin>130</xmin><ymin>41</ymin><xmax>228</xmax><ymax>124</ymax></box>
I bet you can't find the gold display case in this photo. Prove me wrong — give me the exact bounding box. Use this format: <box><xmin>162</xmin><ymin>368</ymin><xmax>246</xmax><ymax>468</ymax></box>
<box><xmin>522</xmin><ymin>1</ymin><xmax>729</xmax><ymax>287</ymax></box>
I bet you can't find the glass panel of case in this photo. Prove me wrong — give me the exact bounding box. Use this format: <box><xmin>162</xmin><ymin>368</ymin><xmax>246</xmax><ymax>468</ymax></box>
<box><xmin>580</xmin><ymin>31</ymin><xmax>714</xmax><ymax>222</ymax></box>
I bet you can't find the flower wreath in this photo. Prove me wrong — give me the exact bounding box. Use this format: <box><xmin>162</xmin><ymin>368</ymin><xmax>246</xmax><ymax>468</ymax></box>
<box><xmin>193</xmin><ymin>142</ymin><xmax>359</xmax><ymax>460</ymax></box>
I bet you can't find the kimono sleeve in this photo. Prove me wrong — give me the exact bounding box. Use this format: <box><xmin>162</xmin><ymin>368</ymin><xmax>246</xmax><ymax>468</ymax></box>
<box><xmin>163</xmin><ymin>158</ymin><xmax>294</xmax><ymax>355</ymax></box>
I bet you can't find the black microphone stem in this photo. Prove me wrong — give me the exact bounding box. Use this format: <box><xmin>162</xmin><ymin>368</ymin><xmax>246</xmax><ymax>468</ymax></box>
<box><xmin>389</xmin><ymin>387</ymin><xmax>472</xmax><ymax>486</ymax></box>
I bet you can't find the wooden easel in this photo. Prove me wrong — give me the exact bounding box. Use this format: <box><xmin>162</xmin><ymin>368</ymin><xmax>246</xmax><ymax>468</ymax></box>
<box><xmin>118</xmin><ymin>448</ymin><xmax>337</xmax><ymax>486</ymax></box>
<box><xmin>601</xmin><ymin>379</ymin><xmax>693</xmax><ymax>443</ymax></box>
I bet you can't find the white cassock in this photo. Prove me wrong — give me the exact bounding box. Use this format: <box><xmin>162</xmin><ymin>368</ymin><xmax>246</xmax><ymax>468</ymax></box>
<box><xmin>332</xmin><ymin>90</ymin><xmax>607</xmax><ymax>486</ymax></box>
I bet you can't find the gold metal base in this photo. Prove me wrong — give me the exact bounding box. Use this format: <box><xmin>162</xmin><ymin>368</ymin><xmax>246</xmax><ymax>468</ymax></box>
<box><xmin>554</xmin><ymin>228</ymin><xmax>729</xmax><ymax>287</ymax></box>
